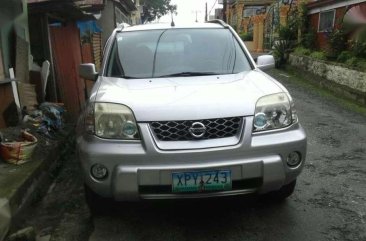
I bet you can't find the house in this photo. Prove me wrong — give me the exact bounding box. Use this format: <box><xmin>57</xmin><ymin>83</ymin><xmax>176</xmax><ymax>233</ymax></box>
<box><xmin>226</xmin><ymin>0</ymin><xmax>274</xmax><ymax>33</ymax></box>
<box><xmin>307</xmin><ymin>0</ymin><xmax>366</xmax><ymax>49</ymax></box>
<box><xmin>0</xmin><ymin>0</ymin><xmax>30</xmax><ymax>128</ymax></box>
<box><xmin>97</xmin><ymin>0</ymin><xmax>137</xmax><ymax>47</ymax></box>
<box><xmin>27</xmin><ymin>0</ymin><xmax>106</xmax><ymax>120</ymax></box>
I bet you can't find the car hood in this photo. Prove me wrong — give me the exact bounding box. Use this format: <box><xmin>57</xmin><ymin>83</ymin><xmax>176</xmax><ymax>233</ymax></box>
<box><xmin>93</xmin><ymin>70</ymin><xmax>285</xmax><ymax>121</ymax></box>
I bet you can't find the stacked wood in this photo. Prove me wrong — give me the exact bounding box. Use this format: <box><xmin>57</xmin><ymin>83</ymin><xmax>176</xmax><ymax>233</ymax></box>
<box><xmin>17</xmin><ymin>82</ymin><xmax>38</xmax><ymax>111</ymax></box>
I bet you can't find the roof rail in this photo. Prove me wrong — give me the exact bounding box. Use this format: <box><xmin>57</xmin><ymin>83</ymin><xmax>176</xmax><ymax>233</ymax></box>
<box><xmin>116</xmin><ymin>23</ymin><xmax>131</xmax><ymax>32</ymax></box>
<box><xmin>206</xmin><ymin>19</ymin><xmax>229</xmax><ymax>28</ymax></box>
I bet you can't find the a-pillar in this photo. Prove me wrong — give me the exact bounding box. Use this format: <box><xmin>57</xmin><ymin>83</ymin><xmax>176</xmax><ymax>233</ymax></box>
<box><xmin>253</xmin><ymin>14</ymin><xmax>266</xmax><ymax>52</ymax></box>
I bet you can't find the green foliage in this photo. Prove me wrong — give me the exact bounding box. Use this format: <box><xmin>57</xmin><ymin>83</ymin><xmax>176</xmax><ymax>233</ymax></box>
<box><xmin>240</xmin><ymin>32</ymin><xmax>253</xmax><ymax>41</ymax></box>
<box><xmin>328</xmin><ymin>28</ymin><xmax>347</xmax><ymax>57</ymax></box>
<box><xmin>345</xmin><ymin>57</ymin><xmax>366</xmax><ymax>71</ymax></box>
<box><xmin>351</xmin><ymin>40</ymin><xmax>366</xmax><ymax>59</ymax></box>
<box><xmin>345</xmin><ymin>57</ymin><xmax>359</xmax><ymax>67</ymax></box>
<box><xmin>141</xmin><ymin>0</ymin><xmax>177</xmax><ymax>23</ymax></box>
<box><xmin>278</xmin><ymin>25</ymin><xmax>297</xmax><ymax>41</ymax></box>
<box><xmin>337</xmin><ymin>51</ymin><xmax>353</xmax><ymax>63</ymax></box>
<box><xmin>357</xmin><ymin>60</ymin><xmax>366</xmax><ymax>70</ymax></box>
<box><xmin>297</xmin><ymin>2</ymin><xmax>308</xmax><ymax>32</ymax></box>
<box><xmin>294</xmin><ymin>47</ymin><xmax>311</xmax><ymax>56</ymax></box>
<box><xmin>273</xmin><ymin>40</ymin><xmax>293</xmax><ymax>68</ymax></box>
<box><xmin>309</xmin><ymin>51</ymin><xmax>327</xmax><ymax>60</ymax></box>
<box><xmin>301</xmin><ymin>28</ymin><xmax>317</xmax><ymax>50</ymax></box>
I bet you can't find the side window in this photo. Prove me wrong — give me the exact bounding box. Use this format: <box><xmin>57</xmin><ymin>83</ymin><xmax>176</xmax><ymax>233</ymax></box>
<box><xmin>318</xmin><ymin>10</ymin><xmax>335</xmax><ymax>32</ymax></box>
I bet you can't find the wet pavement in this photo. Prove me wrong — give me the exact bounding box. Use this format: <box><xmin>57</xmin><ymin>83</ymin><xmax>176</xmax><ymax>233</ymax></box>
<box><xmin>14</xmin><ymin>68</ymin><xmax>366</xmax><ymax>241</ymax></box>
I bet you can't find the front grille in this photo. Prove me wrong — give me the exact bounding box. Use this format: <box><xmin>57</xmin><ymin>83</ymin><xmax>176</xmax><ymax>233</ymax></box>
<box><xmin>150</xmin><ymin>117</ymin><xmax>242</xmax><ymax>141</ymax></box>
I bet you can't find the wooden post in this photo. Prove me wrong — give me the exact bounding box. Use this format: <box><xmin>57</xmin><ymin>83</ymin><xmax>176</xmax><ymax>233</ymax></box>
<box><xmin>9</xmin><ymin>68</ymin><xmax>22</xmax><ymax>123</ymax></box>
<box><xmin>223</xmin><ymin>0</ymin><xmax>227</xmax><ymax>22</ymax></box>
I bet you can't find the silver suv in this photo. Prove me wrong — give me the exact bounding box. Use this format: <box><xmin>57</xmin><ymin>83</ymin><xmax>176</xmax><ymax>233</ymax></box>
<box><xmin>77</xmin><ymin>20</ymin><xmax>306</xmax><ymax>210</ymax></box>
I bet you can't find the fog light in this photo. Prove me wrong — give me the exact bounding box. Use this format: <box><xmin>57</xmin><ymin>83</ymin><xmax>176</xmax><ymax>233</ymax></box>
<box><xmin>91</xmin><ymin>164</ymin><xmax>108</xmax><ymax>179</ymax></box>
<box><xmin>287</xmin><ymin>152</ymin><xmax>301</xmax><ymax>167</ymax></box>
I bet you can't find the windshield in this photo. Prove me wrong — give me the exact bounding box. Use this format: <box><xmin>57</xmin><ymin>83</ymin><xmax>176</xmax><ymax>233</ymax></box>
<box><xmin>106</xmin><ymin>28</ymin><xmax>252</xmax><ymax>78</ymax></box>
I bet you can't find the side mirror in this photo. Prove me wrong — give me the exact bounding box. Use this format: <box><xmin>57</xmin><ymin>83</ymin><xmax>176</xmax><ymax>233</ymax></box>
<box><xmin>256</xmin><ymin>55</ymin><xmax>275</xmax><ymax>71</ymax></box>
<box><xmin>79</xmin><ymin>63</ymin><xmax>98</xmax><ymax>81</ymax></box>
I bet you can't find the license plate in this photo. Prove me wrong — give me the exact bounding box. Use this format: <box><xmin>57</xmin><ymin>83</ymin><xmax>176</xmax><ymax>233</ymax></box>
<box><xmin>172</xmin><ymin>170</ymin><xmax>232</xmax><ymax>193</ymax></box>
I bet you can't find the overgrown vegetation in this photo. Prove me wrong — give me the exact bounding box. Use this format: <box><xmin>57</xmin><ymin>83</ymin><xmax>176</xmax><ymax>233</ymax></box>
<box><xmin>301</xmin><ymin>28</ymin><xmax>317</xmax><ymax>50</ymax></box>
<box><xmin>287</xmin><ymin>1</ymin><xmax>366</xmax><ymax>72</ymax></box>
<box><xmin>309</xmin><ymin>51</ymin><xmax>326</xmax><ymax>60</ymax></box>
<box><xmin>273</xmin><ymin>2</ymin><xmax>303</xmax><ymax>68</ymax></box>
<box><xmin>273</xmin><ymin>40</ymin><xmax>294</xmax><ymax>68</ymax></box>
<box><xmin>240</xmin><ymin>32</ymin><xmax>253</xmax><ymax>41</ymax></box>
<box><xmin>294</xmin><ymin>47</ymin><xmax>311</xmax><ymax>56</ymax></box>
<box><xmin>328</xmin><ymin>28</ymin><xmax>347</xmax><ymax>58</ymax></box>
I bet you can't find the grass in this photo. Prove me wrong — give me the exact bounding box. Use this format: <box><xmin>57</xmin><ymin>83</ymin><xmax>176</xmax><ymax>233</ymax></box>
<box><xmin>268</xmin><ymin>67</ymin><xmax>366</xmax><ymax>117</ymax></box>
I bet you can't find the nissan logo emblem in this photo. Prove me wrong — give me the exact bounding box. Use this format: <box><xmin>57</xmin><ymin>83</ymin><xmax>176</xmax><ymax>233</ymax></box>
<box><xmin>189</xmin><ymin>122</ymin><xmax>206</xmax><ymax>138</ymax></box>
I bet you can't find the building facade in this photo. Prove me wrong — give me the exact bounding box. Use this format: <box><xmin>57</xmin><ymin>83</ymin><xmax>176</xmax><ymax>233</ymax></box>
<box><xmin>97</xmin><ymin>0</ymin><xmax>137</xmax><ymax>46</ymax></box>
<box><xmin>307</xmin><ymin>0</ymin><xmax>366</xmax><ymax>50</ymax></box>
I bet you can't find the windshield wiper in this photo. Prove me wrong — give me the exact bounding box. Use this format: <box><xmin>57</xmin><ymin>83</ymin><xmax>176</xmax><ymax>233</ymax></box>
<box><xmin>156</xmin><ymin>72</ymin><xmax>220</xmax><ymax>78</ymax></box>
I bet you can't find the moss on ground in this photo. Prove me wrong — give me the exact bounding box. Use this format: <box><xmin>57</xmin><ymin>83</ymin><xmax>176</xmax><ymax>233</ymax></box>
<box><xmin>268</xmin><ymin>67</ymin><xmax>366</xmax><ymax>117</ymax></box>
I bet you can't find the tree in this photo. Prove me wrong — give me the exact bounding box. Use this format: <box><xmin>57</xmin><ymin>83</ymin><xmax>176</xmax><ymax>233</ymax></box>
<box><xmin>141</xmin><ymin>0</ymin><xmax>177</xmax><ymax>23</ymax></box>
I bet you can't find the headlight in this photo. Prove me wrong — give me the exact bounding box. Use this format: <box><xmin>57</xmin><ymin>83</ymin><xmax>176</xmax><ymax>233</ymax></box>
<box><xmin>84</xmin><ymin>102</ymin><xmax>140</xmax><ymax>139</ymax></box>
<box><xmin>253</xmin><ymin>93</ymin><xmax>297</xmax><ymax>132</ymax></box>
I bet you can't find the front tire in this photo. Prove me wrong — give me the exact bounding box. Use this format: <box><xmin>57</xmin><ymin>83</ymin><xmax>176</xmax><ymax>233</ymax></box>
<box><xmin>267</xmin><ymin>179</ymin><xmax>297</xmax><ymax>201</ymax></box>
<box><xmin>84</xmin><ymin>185</ymin><xmax>110</xmax><ymax>215</ymax></box>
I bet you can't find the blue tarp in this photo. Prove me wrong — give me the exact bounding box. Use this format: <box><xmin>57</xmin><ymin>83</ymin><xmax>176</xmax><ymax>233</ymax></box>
<box><xmin>77</xmin><ymin>20</ymin><xmax>102</xmax><ymax>34</ymax></box>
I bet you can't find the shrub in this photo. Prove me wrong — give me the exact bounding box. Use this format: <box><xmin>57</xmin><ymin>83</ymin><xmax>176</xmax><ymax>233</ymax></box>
<box><xmin>310</xmin><ymin>51</ymin><xmax>327</xmax><ymax>60</ymax></box>
<box><xmin>279</xmin><ymin>26</ymin><xmax>297</xmax><ymax>41</ymax></box>
<box><xmin>273</xmin><ymin>40</ymin><xmax>294</xmax><ymax>68</ymax></box>
<box><xmin>345</xmin><ymin>57</ymin><xmax>358</xmax><ymax>67</ymax></box>
<box><xmin>294</xmin><ymin>47</ymin><xmax>311</xmax><ymax>56</ymax></box>
<box><xmin>345</xmin><ymin>57</ymin><xmax>366</xmax><ymax>71</ymax></box>
<box><xmin>240</xmin><ymin>32</ymin><xmax>253</xmax><ymax>41</ymax></box>
<box><xmin>302</xmin><ymin>28</ymin><xmax>317</xmax><ymax>50</ymax></box>
<box><xmin>351</xmin><ymin>40</ymin><xmax>366</xmax><ymax>59</ymax></box>
<box><xmin>337</xmin><ymin>51</ymin><xmax>354</xmax><ymax>63</ymax></box>
<box><xmin>357</xmin><ymin>60</ymin><xmax>366</xmax><ymax>70</ymax></box>
<box><xmin>328</xmin><ymin>28</ymin><xmax>347</xmax><ymax>57</ymax></box>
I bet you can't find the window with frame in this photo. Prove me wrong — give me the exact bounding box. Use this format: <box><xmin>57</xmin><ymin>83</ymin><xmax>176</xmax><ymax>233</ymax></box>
<box><xmin>318</xmin><ymin>10</ymin><xmax>335</xmax><ymax>32</ymax></box>
<box><xmin>243</xmin><ymin>6</ymin><xmax>267</xmax><ymax>18</ymax></box>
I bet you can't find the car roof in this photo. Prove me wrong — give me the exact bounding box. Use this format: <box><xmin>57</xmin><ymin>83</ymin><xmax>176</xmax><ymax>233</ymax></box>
<box><xmin>119</xmin><ymin>22</ymin><xmax>225</xmax><ymax>32</ymax></box>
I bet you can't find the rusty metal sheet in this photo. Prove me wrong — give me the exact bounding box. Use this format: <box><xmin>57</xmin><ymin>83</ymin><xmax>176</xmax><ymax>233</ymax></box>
<box><xmin>50</xmin><ymin>23</ymin><xmax>85</xmax><ymax>121</ymax></box>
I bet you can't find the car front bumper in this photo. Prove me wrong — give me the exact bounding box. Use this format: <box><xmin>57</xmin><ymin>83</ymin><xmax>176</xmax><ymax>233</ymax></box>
<box><xmin>77</xmin><ymin>119</ymin><xmax>307</xmax><ymax>201</ymax></box>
